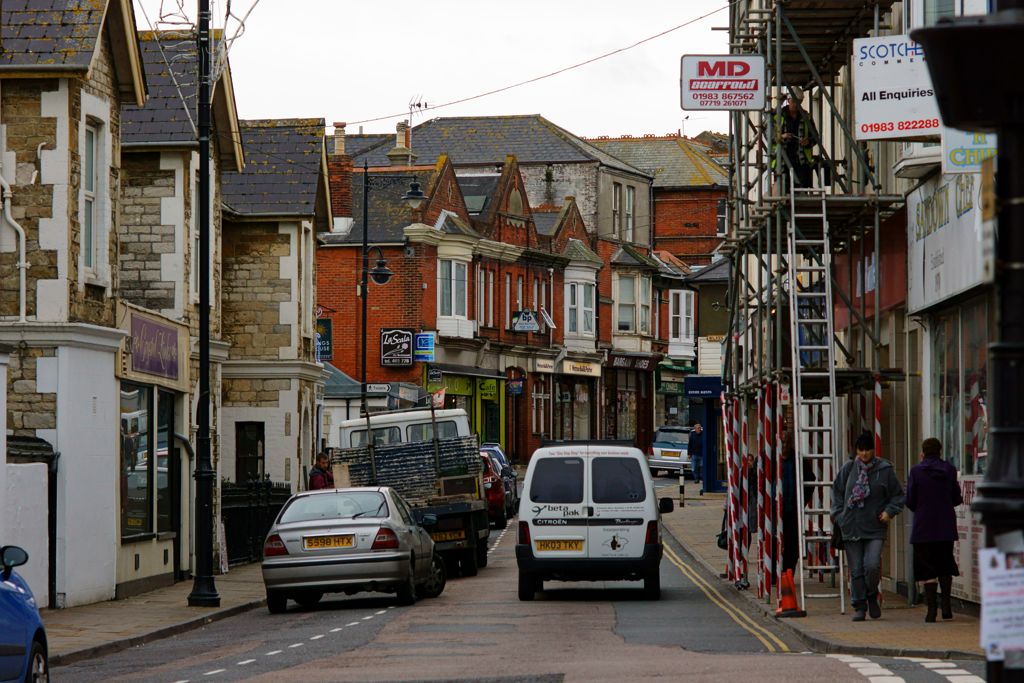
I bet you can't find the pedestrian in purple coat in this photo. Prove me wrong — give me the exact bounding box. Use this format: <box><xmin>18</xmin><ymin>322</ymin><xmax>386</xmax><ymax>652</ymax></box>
<box><xmin>906</xmin><ymin>437</ymin><xmax>963</xmax><ymax>622</ymax></box>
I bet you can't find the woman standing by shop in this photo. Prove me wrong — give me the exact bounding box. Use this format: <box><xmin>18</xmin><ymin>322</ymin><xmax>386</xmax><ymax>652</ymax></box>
<box><xmin>832</xmin><ymin>433</ymin><xmax>905</xmax><ymax>622</ymax></box>
<box><xmin>907</xmin><ymin>437</ymin><xmax>963</xmax><ymax>622</ymax></box>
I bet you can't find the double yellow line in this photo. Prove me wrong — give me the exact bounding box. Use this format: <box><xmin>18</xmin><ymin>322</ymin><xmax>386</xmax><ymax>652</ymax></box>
<box><xmin>663</xmin><ymin>544</ymin><xmax>790</xmax><ymax>654</ymax></box>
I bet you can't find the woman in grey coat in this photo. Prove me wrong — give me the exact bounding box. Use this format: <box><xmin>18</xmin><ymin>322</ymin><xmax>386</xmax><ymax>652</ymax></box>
<box><xmin>831</xmin><ymin>433</ymin><xmax>906</xmax><ymax>621</ymax></box>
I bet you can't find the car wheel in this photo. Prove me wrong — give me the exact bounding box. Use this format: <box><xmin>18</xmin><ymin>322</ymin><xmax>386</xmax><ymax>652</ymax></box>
<box><xmin>476</xmin><ymin>540</ymin><xmax>488</xmax><ymax>568</ymax></box>
<box><xmin>266</xmin><ymin>589</ymin><xmax>288</xmax><ymax>614</ymax></box>
<box><xmin>294</xmin><ymin>591</ymin><xmax>323</xmax><ymax>609</ymax></box>
<box><xmin>518</xmin><ymin>572</ymin><xmax>537</xmax><ymax>601</ymax></box>
<box><xmin>495</xmin><ymin>507</ymin><xmax>508</xmax><ymax>530</ymax></box>
<box><xmin>25</xmin><ymin>640</ymin><xmax>47</xmax><ymax>683</ymax></box>
<box><xmin>460</xmin><ymin>548</ymin><xmax>479</xmax><ymax>577</ymax></box>
<box><xmin>396</xmin><ymin>563</ymin><xmax>417</xmax><ymax>606</ymax></box>
<box><xmin>420</xmin><ymin>553</ymin><xmax>447</xmax><ymax>598</ymax></box>
<box><xmin>643</xmin><ymin>570</ymin><xmax>662</xmax><ymax>600</ymax></box>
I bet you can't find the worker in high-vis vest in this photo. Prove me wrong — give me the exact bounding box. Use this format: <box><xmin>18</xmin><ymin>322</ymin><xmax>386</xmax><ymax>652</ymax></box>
<box><xmin>772</xmin><ymin>87</ymin><xmax>817</xmax><ymax>190</ymax></box>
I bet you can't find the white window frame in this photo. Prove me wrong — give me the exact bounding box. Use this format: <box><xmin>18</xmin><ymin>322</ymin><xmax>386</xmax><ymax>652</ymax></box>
<box><xmin>612</xmin><ymin>182</ymin><xmax>622</xmax><ymax>234</ymax></box>
<box><xmin>517</xmin><ymin>275</ymin><xmax>524</xmax><ymax>313</ymax></box>
<box><xmin>540</xmin><ymin>279</ymin><xmax>548</xmax><ymax>333</ymax></box>
<box><xmin>566</xmin><ymin>281</ymin><xmax>596</xmax><ymax>336</ymax></box>
<box><xmin>477</xmin><ymin>267</ymin><xmax>485</xmax><ymax>324</ymax></box>
<box><xmin>639</xmin><ymin>276</ymin><xmax>651</xmax><ymax>334</ymax></box>
<box><xmin>78</xmin><ymin>96</ymin><xmax>111</xmax><ymax>289</ymax></box>
<box><xmin>302</xmin><ymin>223</ymin><xmax>314</xmax><ymax>336</ymax></box>
<box><xmin>669</xmin><ymin>290</ymin><xmax>696</xmax><ymax>343</ymax></box>
<box><xmin>531</xmin><ymin>377</ymin><xmax>549</xmax><ymax>435</ymax></box>
<box><xmin>82</xmin><ymin>124</ymin><xmax>98</xmax><ymax>272</ymax></box>
<box><xmin>487</xmin><ymin>270</ymin><xmax>494</xmax><ymax>327</ymax></box>
<box><xmin>505</xmin><ymin>272</ymin><xmax>511</xmax><ymax>329</ymax></box>
<box><xmin>616</xmin><ymin>274</ymin><xmax>651</xmax><ymax>334</ymax></box>
<box><xmin>617</xmin><ymin>274</ymin><xmax>636</xmax><ymax>332</ymax></box>
<box><xmin>438</xmin><ymin>258</ymin><xmax>468</xmax><ymax>318</ymax></box>
<box><xmin>624</xmin><ymin>186</ymin><xmax>635</xmax><ymax>242</ymax></box>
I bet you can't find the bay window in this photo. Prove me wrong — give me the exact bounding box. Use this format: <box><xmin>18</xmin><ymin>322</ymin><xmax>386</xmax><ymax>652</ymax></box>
<box><xmin>617</xmin><ymin>274</ymin><xmax>651</xmax><ymax>334</ymax></box>
<box><xmin>669</xmin><ymin>290</ymin><xmax>695</xmax><ymax>342</ymax></box>
<box><xmin>567</xmin><ymin>282</ymin><xmax>595</xmax><ymax>335</ymax></box>
<box><xmin>438</xmin><ymin>259</ymin><xmax>467</xmax><ymax>317</ymax></box>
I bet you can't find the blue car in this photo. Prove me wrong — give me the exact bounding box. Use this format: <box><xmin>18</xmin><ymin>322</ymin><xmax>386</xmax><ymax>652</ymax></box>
<box><xmin>0</xmin><ymin>546</ymin><xmax>48</xmax><ymax>682</ymax></box>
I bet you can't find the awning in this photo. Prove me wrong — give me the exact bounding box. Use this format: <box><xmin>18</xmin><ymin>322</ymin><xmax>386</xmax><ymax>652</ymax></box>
<box><xmin>428</xmin><ymin>363</ymin><xmax>505</xmax><ymax>379</ymax></box>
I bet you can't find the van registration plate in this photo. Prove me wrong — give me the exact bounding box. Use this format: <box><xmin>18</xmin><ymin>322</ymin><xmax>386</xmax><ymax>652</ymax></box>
<box><xmin>303</xmin><ymin>535</ymin><xmax>354</xmax><ymax>550</ymax></box>
<box><xmin>536</xmin><ymin>539</ymin><xmax>584</xmax><ymax>552</ymax></box>
<box><xmin>431</xmin><ymin>530</ymin><xmax>466</xmax><ymax>542</ymax></box>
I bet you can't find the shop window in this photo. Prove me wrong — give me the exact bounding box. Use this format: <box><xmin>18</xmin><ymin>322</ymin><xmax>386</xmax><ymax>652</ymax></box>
<box><xmin>961</xmin><ymin>298</ymin><xmax>989</xmax><ymax>475</ymax></box>
<box><xmin>616</xmin><ymin>370</ymin><xmax>638</xmax><ymax>440</ymax></box>
<box><xmin>120</xmin><ymin>384</ymin><xmax>175</xmax><ymax>539</ymax></box>
<box><xmin>531</xmin><ymin>378</ymin><xmax>549</xmax><ymax>435</ymax></box>
<box><xmin>438</xmin><ymin>259</ymin><xmax>468</xmax><ymax>317</ymax></box>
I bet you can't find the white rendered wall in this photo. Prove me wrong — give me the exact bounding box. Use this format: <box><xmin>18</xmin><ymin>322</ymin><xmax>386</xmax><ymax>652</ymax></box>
<box><xmin>5</xmin><ymin>463</ymin><xmax>48</xmax><ymax>605</ymax></box>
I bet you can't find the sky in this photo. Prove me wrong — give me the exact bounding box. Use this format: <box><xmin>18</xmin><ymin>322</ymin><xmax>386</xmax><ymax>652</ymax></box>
<box><xmin>133</xmin><ymin>0</ymin><xmax>732</xmax><ymax>139</ymax></box>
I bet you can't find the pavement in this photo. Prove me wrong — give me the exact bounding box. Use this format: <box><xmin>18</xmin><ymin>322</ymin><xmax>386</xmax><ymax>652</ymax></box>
<box><xmin>41</xmin><ymin>483</ymin><xmax>983</xmax><ymax>667</ymax></box>
<box><xmin>657</xmin><ymin>482</ymin><xmax>984</xmax><ymax>661</ymax></box>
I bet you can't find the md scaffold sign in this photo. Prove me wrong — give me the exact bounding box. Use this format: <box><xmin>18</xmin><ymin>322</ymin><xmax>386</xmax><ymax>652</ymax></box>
<box><xmin>853</xmin><ymin>35</ymin><xmax>941</xmax><ymax>141</ymax></box>
<box><xmin>680</xmin><ymin>55</ymin><xmax>765</xmax><ymax>111</ymax></box>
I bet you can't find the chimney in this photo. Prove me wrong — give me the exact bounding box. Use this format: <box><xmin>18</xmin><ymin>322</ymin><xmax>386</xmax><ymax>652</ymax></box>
<box><xmin>386</xmin><ymin>119</ymin><xmax>417</xmax><ymax>166</ymax></box>
<box><xmin>328</xmin><ymin>121</ymin><xmax>354</xmax><ymax>233</ymax></box>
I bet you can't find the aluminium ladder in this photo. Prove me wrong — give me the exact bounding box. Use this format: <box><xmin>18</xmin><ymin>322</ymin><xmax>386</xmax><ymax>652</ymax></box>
<box><xmin>785</xmin><ymin>175</ymin><xmax>846</xmax><ymax>614</ymax></box>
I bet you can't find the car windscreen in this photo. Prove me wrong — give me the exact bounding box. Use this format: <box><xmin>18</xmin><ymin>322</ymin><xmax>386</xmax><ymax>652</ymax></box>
<box><xmin>407</xmin><ymin>420</ymin><xmax>459</xmax><ymax>443</ymax></box>
<box><xmin>654</xmin><ymin>429</ymin><xmax>689</xmax><ymax>445</ymax></box>
<box><xmin>592</xmin><ymin>457</ymin><xmax>647</xmax><ymax>504</ymax></box>
<box><xmin>279</xmin><ymin>491</ymin><xmax>388</xmax><ymax>523</ymax></box>
<box><xmin>529</xmin><ymin>457</ymin><xmax>584</xmax><ymax>503</ymax></box>
<box><xmin>349</xmin><ymin>426</ymin><xmax>401</xmax><ymax>448</ymax></box>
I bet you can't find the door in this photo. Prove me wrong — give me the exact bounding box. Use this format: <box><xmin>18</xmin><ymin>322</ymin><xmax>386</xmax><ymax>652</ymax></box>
<box><xmin>235</xmin><ymin>422</ymin><xmax>265</xmax><ymax>482</ymax></box>
<box><xmin>526</xmin><ymin>455</ymin><xmax>588</xmax><ymax>559</ymax></box>
<box><xmin>586</xmin><ymin>449</ymin><xmax>649</xmax><ymax>560</ymax></box>
<box><xmin>391</xmin><ymin>493</ymin><xmax>429</xmax><ymax>578</ymax></box>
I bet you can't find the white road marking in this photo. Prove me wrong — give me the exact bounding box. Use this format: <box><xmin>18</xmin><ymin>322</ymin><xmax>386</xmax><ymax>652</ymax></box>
<box><xmin>387</xmin><ymin>606</ymin><xmax>395</xmax><ymax>610</ymax></box>
<box><xmin>310</xmin><ymin>634</ymin><xmax>324</xmax><ymax>640</ymax></box>
<box><xmin>237</xmin><ymin>660</ymin><xmax>255</xmax><ymax>666</ymax></box>
<box><xmin>203</xmin><ymin>670</ymin><xmax>226</xmax><ymax>676</ymax></box>
<box><xmin>945</xmin><ymin>676</ymin><xmax>984</xmax><ymax>683</ymax></box>
<box><xmin>330</xmin><ymin>627</ymin><xmax>344</xmax><ymax>632</ymax></box>
<box><xmin>346</xmin><ymin>621</ymin><xmax>360</xmax><ymax>626</ymax></box>
<box><xmin>922</xmin><ymin>663</ymin><xmax>957</xmax><ymax>669</ymax></box>
<box><xmin>361</xmin><ymin>615</ymin><xmax>374</xmax><ymax>620</ymax></box>
<box><xmin>826</xmin><ymin>655</ymin><xmax>903</xmax><ymax>683</ymax></box>
<box><xmin>171</xmin><ymin>680</ymin><xmax>190</xmax><ymax>683</ymax></box>
<box><xmin>375</xmin><ymin>609</ymin><xmax>387</xmax><ymax>615</ymax></box>
<box><xmin>288</xmin><ymin>643</ymin><xmax>304</xmax><ymax>649</ymax></box>
<box><xmin>265</xmin><ymin>650</ymin><xmax>282</xmax><ymax>656</ymax></box>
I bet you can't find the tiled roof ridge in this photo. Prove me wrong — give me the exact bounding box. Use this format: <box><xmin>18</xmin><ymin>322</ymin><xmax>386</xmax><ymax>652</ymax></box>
<box><xmin>676</xmin><ymin>137</ymin><xmax>722</xmax><ymax>186</ymax></box>
<box><xmin>240</xmin><ymin>118</ymin><xmax>325</xmax><ymax>129</ymax></box>
<box><xmin>536</xmin><ymin>116</ymin><xmax>649</xmax><ymax>177</ymax></box>
<box><xmin>585</xmin><ymin>133</ymin><xmax>681</xmax><ymax>141</ymax></box>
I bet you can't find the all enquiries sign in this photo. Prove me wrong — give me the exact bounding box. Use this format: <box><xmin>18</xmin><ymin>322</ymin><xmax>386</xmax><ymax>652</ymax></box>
<box><xmin>853</xmin><ymin>35</ymin><xmax>941</xmax><ymax>141</ymax></box>
<box><xmin>680</xmin><ymin>55</ymin><xmax>765</xmax><ymax>111</ymax></box>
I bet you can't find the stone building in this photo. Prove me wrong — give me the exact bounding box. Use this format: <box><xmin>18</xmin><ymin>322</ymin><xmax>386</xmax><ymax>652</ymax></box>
<box><xmin>0</xmin><ymin>0</ymin><xmax>147</xmax><ymax>607</ymax></box>
<box><xmin>220</xmin><ymin>119</ymin><xmax>330</xmax><ymax>491</ymax></box>
<box><xmin>114</xmin><ymin>31</ymin><xmax>243</xmax><ymax>597</ymax></box>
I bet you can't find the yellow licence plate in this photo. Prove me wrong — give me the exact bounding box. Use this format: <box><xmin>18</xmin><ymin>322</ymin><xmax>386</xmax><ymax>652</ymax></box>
<box><xmin>662</xmin><ymin>450</ymin><xmax>680</xmax><ymax>458</ymax></box>
<box><xmin>303</xmin><ymin>535</ymin><xmax>354</xmax><ymax>550</ymax></box>
<box><xmin>431</xmin><ymin>530</ymin><xmax>466</xmax><ymax>542</ymax></box>
<box><xmin>536</xmin><ymin>539</ymin><xmax>584</xmax><ymax>552</ymax></box>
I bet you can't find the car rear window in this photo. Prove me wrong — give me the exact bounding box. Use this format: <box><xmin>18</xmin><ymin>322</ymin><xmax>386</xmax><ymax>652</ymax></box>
<box><xmin>592</xmin><ymin>457</ymin><xmax>647</xmax><ymax>504</ymax></box>
<box><xmin>349</xmin><ymin>426</ymin><xmax>401</xmax><ymax>448</ymax></box>
<box><xmin>279</xmin><ymin>491</ymin><xmax>388</xmax><ymax>523</ymax></box>
<box><xmin>406</xmin><ymin>420</ymin><xmax>459</xmax><ymax>443</ymax></box>
<box><xmin>654</xmin><ymin>429</ymin><xmax>688</xmax><ymax>445</ymax></box>
<box><xmin>529</xmin><ymin>457</ymin><xmax>584</xmax><ymax>503</ymax></box>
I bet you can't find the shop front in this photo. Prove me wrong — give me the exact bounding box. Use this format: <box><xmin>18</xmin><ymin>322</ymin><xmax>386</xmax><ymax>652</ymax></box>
<box><xmin>553</xmin><ymin>358</ymin><xmax>601</xmax><ymax>441</ymax></box>
<box><xmin>656</xmin><ymin>361</ymin><xmax>693</xmax><ymax>429</ymax></box>
<box><xmin>425</xmin><ymin>363</ymin><xmax>506</xmax><ymax>450</ymax></box>
<box><xmin>602</xmin><ymin>352</ymin><xmax>660</xmax><ymax>451</ymax></box>
<box><xmin>115</xmin><ymin>303</ymin><xmax>192</xmax><ymax>597</ymax></box>
<box><xmin>684</xmin><ymin>375</ymin><xmax>723</xmax><ymax>493</ymax></box>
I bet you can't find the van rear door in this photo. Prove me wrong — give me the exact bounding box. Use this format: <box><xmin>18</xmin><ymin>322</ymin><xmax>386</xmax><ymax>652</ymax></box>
<box><xmin>526</xmin><ymin>452</ymin><xmax>589</xmax><ymax>559</ymax></box>
<box><xmin>586</xmin><ymin>447</ymin><xmax>649</xmax><ymax>560</ymax></box>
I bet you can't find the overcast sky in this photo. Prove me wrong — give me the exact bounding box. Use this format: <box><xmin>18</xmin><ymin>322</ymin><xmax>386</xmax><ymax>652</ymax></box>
<box><xmin>134</xmin><ymin>0</ymin><xmax>731</xmax><ymax>138</ymax></box>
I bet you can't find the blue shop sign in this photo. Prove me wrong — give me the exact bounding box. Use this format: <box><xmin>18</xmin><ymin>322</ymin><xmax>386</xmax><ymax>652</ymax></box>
<box><xmin>414</xmin><ymin>332</ymin><xmax>435</xmax><ymax>362</ymax></box>
<box><xmin>684</xmin><ymin>375</ymin><xmax>722</xmax><ymax>398</ymax></box>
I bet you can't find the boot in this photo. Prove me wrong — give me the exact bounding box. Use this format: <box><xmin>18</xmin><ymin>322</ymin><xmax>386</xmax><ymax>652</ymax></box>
<box><xmin>939</xmin><ymin>575</ymin><xmax>954</xmax><ymax>620</ymax></box>
<box><xmin>924</xmin><ymin>583</ymin><xmax>938</xmax><ymax>623</ymax></box>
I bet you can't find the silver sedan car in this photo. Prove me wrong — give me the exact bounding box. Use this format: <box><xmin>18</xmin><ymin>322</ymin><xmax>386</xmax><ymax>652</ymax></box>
<box><xmin>261</xmin><ymin>487</ymin><xmax>446</xmax><ymax>612</ymax></box>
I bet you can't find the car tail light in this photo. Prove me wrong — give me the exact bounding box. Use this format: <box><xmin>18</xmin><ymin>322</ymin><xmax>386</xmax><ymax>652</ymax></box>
<box><xmin>518</xmin><ymin>521</ymin><xmax>531</xmax><ymax>545</ymax></box>
<box><xmin>264</xmin><ymin>534</ymin><xmax>288</xmax><ymax>557</ymax></box>
<box><xmin>372</xmin><ymin>528</ymin><xmax>400</xmax><ymax>550</ymax></box>
<box><xmin>645</xmin><ymin>520</ymin><xmax>659</xmax><ymax>545</ymax></box>
<box><xmin>647</xmin><ymin>445</ymin><xmax>654</xmax><ymax>456</ymax></box>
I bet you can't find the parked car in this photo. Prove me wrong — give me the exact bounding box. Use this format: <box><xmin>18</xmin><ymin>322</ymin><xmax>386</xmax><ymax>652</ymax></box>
<box><xmin>647</xmin><ymin>425</ymin><xmax>691</xmax><ymax>477</ymax></box>
<box><xmin>0</xmin><ymin>545</ymin><xmax>48</xmax><ymax>683</ymax></box>
<box><xmin>261</xmin><ymin>487</ymin><xmax>446</xmax><ymax>612</ymax></box>
<box><xmin>481</xmin><ymin>445</ymin><xmax>518</xmax><ymax>516</ymax></box>
<box><xmin>516</xmin><ymin>444</ymin><xmax>674</xmax><ymax>601</ymax></box>
<box><xmin>480</xmin><ymin>453</ymin><xmax>508</xmax><ymax>529</ymax></box>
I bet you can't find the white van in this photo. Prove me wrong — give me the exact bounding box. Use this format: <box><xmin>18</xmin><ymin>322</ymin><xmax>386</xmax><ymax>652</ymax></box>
<box><xmin>515</xmin><ymin>443</ymin><xmax>673</xmax><ymax>601</ymax></box>
<box><xmin>338</xmin><ymin>409</ymin><xmax>470</xmax><ymax>448</ymax></box>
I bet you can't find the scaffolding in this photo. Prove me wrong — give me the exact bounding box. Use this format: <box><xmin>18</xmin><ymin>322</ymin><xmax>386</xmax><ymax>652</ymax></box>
<box><xmin>721</xmin><ymin>0</ymin><xmax>907</xmax><ymax>614</ymax></box>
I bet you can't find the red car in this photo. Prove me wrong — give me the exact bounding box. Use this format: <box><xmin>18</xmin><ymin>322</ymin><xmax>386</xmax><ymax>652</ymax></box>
<box><xmin>480</xmin><ymin>453</ymin><xmax>508</xmax><ymax>529</ymax></box>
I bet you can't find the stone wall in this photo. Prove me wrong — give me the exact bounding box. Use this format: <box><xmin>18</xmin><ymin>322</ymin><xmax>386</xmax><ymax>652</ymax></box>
<box><xmin>6</xmin><ymin>347</ymin><xmax>56</xmax><ymax>438</ymax></box>
<box><xmin>120</xmin><ymin>153</ymin><xmax>176</xmax><ymax>311</ymax></box>
<box><xmin>222</xmin><ymin>377</ymin><xmax>288</xmax><ymax>408</ymax></box>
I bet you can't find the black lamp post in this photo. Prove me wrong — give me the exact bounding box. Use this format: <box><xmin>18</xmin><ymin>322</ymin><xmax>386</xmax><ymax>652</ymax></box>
<box><xmin>358</xmin><ymin>160</ymin><xmax>426</xmax><ymax>418</ymax></box>
<box><xmin>913</xmin><ymin>8</ymin><xmax>1024</xmax><ymax>681</ymax></box>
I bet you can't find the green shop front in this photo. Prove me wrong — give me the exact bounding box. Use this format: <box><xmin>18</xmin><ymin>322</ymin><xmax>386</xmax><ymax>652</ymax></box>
<box><xmin>656</xmin><ymin>360</ymin><xmax>694</xmax><ymax>428</ymax></box>
<box><xmin>425</xmin><ymin>363</ymin><xmax>506</xmax><ymax>450</ymax></box>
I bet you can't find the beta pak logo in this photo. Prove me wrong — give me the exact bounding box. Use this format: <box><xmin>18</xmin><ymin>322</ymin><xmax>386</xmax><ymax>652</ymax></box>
<box><xmin>681</xmin><ymin>54</ymin><xmax>765</xmax><ymax>111</ymax></box>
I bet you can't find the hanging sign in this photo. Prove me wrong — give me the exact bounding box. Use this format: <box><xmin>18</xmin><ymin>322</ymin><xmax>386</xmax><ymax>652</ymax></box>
<box><xmin>507</xmin><ymin>379</ymin><xmax>524</xmax><ymax>395</ymax></box>
<box><xmin>413</xmin><ymin>332</ymin><xmax>436</xmax><ymax>362</ymax></box>
<box><xmin>431</xmin><ymin>389</ymin><xmax>446</xmax><ymax>408</ymax></box>
<box><xmin>512</xmin><ymin>310</ymin><xmax>540</xmax><ymax>333</ymax></box>
<box><xmin>680</xmin><ymin>54</ymin><xmax>765</xmax><ymax>111</ymax></box>
<box><xmin>942</xmin><ymin>129</ymin><xmax>997</xmax><ymax>175</ymax></box>
<box><xmin>315</xmin><ymin>318</ymin><xmax>333</xmax><ymax>361</ymax></box>
<box><xmin>853</xmin><ymin>35</ymin><xmax>941</xmax><ymax>141</ymax></box>
<box><xmin>380</xmin><ymin>328</ymin><xmax>413</xmax><ymax>367</ymax></box>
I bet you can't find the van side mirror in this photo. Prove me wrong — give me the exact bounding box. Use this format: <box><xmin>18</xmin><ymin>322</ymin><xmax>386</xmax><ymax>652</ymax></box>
<box><xmin>1</xmin><ymin>545</ymin><xmax>28</xmax><ymax>580</ymax></box>
<box><xmin>658</xmin><ymin>497</ymin><xmax>674</xmax><ymax>514</ymax></box>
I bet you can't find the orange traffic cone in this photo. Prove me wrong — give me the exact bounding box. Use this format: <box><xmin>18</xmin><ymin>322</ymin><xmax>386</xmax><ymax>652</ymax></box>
<box><xmin>776</xmin><ymin>569</ymin><xmax>807</xmax><ymax>618</ymax></box>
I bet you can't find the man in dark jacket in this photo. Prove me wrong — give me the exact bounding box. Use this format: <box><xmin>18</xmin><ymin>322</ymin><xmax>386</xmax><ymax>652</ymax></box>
<box><xmin>831</xmin><ymin>433</ymin><xmax>905</xmax><ymax>621</ymax></box>
<box><xmin>308</xmin><ymin>452</ymin><xmax>335</xmax><ymax>490</ymax></box>
<box><xmin>688</xmin><ymin>423</ymin><xmax>704</xmax><ymax>491</ymax></box>
<box><xmin>907</xmin><ymin>437</ymin><xmax>963</xmax><ymax>622</ymax></box>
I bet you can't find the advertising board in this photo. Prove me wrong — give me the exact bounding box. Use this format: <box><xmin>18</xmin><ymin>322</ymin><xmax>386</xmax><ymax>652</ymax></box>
<box><xmin>853</xmin><ymin>35</ymin><xmax>941</xmax><ymax>141</ymax></box>
<box><xmin>942</xmin><ymin>129</ymin><xmax>997</xmax><ymax>175</ymax></box>
<box><xmin>680</xmin><ymin>55</ymin><xmax>765</xmax><ymax>111</ymax></box>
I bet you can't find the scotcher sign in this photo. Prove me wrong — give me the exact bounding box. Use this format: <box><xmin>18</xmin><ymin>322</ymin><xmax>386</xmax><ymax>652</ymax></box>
<box><xmin>680</xmin><ymin>55</ymin><xmax>765</xmax><ymax>111</ymax></box>
<box><xmin>853</xmin><ymin>35</ymin><xmax>940</xmax><ymax>141</ymax></box>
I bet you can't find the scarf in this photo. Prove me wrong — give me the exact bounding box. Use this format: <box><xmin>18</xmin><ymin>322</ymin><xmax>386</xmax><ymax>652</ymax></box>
<box><xmin>848</xmin><ymin>457</ymin><xmax>877</xmax><ymax>508</ymax></box>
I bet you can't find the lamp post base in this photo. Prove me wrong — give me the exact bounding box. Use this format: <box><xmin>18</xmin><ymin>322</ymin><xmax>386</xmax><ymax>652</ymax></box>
<box><xmin>187</xmin><ymin>578</ymin><xmax>221</xmax><ymax>607</ymax></box>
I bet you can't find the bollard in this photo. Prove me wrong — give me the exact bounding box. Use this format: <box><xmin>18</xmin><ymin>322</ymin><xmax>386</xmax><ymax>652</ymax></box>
<box><xmin>679</xmin><ymin>471</ymin><xmax>685</xmax><ymax>508</ymax></box>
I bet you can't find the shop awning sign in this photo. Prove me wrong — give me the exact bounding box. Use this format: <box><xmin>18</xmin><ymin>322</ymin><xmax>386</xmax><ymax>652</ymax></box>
<box><xmin>680</xmin><ymin>54</ymin><xmax>765</xmax><ymax>111</ymax></box>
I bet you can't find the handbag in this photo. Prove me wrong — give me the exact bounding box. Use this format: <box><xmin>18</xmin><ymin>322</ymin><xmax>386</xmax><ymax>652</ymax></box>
<box><xmin>717</xmin><ymin>529</ymin><xmax>729</xmax><ymax>550</ymax></box>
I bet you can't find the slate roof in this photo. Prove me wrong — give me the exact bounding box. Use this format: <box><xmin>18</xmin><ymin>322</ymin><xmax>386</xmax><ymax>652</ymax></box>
<box><xmin>122</xmin><ymin>32</ymin><xmax>196</xmax><ymax>145</ymax></box>
<box><xmin>330</xmin><ymin>133</ymin><xmax>392</xmax><ymax>159</ymax></box>
<box><xmin>222</xmin><ymin>119</ymin><xmax>325</xmax><ymax>217</ymax></box>
<box><xmin>353</xmin><ymin>116</ymin><xmax>649</xmax><ymax>177</ymax></box>
<box><xmin>563</xmin><ymin>238</ymin><xmax>603</xmax><ymax>265</ymax></box>
<box><xmin>685</xmin><ymin>257</ymin><xmax>731</xmax><ymax>284</ymax></box>
<box><xmin>319</xmin><ymin>168</ymin><xmax>435</xmax><ymax>245</ymax></box>
<box><xmin>611</xmin><ymin>244</ymin><xmax>660</xmax><ymax>270</ymax></box>
<box><xmin>457</xmin><ymin>175</ymin><xmax>499</xmax><ymax>215</ymax></box>
<box><xmin>588</xmin><ymin>136</ymin><xmax>728</xmax><ymax>189</ymax></box>
<box><xmin>532</xmin><ymin>211</ymin><xmax>559</xmax><ymax>237</ymax></box>
<box><xmin>0</xmin><ymin>0</ymin><xmax>105</xmax><ymax>69</ymax></box>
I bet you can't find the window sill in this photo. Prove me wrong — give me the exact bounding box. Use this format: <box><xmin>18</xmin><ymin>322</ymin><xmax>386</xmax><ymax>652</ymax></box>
<box><xmin>121</xmin><ymin>532</ymin><xmax>157</xmax><ymax>545</ymax></box>
<box><xmin>157</xmin><ymin>531</ymin><xmax>177</xmax><ymax>542</ymax></box>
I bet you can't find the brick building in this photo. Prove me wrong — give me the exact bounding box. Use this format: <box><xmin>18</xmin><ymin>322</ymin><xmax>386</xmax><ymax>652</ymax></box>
<box><xmin>220</xmin><ymin>119</ymin><xmax>329</xmax><ymax>491</ymax></box>
<box><xmin>0</xmin><ymin>0</ymin><xmax>148</xmax><ymax>608</ymax></box>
